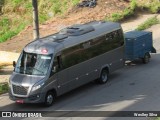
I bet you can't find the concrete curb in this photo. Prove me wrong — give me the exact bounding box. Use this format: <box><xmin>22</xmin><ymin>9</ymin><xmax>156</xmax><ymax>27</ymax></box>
<box><xmin>0</xmin><ymin>93</ymin><xmax>8</xmax><ymax>98</ymax></box>
<box><xmin>0</xmin><ymin>51</ymin><xmax>20</xmax><ymax>66</ymax></box>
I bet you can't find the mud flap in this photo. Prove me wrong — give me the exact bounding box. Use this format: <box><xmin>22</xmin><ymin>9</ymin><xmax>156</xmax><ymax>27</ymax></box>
<box><xmin>151</xmin><ymin>47</ymin><xmax>156</xmax><ymax>53</ymax></box>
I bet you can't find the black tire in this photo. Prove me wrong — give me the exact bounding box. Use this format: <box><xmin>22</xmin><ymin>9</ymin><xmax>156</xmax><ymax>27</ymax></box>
<box><xmin>44</xmin><ymin>91</ymin><xmax>55</xmax><ymax>107</ymax></box>
<box><xmin>98</xmin><ymin>69</ymin><xmax>109</xmax><ymax>84</ymax></box>
<box><xmin>142</xmin><ymin>53</ymin><xmax>150</xmax><ymax>64</ymax></box>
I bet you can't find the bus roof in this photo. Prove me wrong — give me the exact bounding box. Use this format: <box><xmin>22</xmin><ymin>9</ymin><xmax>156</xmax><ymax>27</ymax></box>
<box><xmin>24</xmin><ymin>21</ymin><xmax>121</xmax><ymax>55</ymax></box>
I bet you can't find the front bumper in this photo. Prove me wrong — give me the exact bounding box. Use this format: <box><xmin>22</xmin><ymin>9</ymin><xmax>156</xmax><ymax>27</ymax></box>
<box><xmin>9</xmin><ymin>90</ymin><xmax>46</xmax><ymax>104</ymax></box>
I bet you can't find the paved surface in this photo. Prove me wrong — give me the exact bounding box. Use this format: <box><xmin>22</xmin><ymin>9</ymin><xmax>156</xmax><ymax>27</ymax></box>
<box><xmin>0</xmin><ymin>66</ymin><xmax>13</xmax><ymax>83</ymax></box>
<box><xmin>0</xmin><ymin>14</ymin><xmax>160</xmax><ymax>120</ymax></box>
<box><xmin>0</xmin><ymin>51</ymin><xmax>19</xmax><ymax>66</ymax></box>
<box><xmin>0</xmin><ymin>51</ymin><xmax>19</xmax><ymax>83</ymax></box>
<box><xmin>121</xmin><ymin>14</ymin><xmax>158</xmax><ymax>32</ymax></box>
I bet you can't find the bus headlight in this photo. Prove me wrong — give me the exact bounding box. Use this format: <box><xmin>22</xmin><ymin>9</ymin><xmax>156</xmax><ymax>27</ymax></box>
<box><xmin>32</xmin><ymin>81</ymin><xmax>44</xmax><ymax>92</ymax></box>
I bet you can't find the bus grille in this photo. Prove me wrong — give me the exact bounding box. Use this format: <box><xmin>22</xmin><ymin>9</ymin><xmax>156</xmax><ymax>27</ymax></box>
<box><xmin>12</xmin><ymin>84</ymin><xmax>29</xmax><ymax>95</ymax></box>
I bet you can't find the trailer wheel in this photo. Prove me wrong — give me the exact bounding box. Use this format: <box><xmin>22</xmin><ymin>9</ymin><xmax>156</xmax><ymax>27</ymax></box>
<box><xmin>44</xmin><ymin>91</ymin><xmax>56</xmax><ymax>107</ymax></box>
<box><xmin>98</xmin><ymin>69</ymin><xmax>109</xmax><ymax>84</ymax></box>
<box><xmin>142</xmin><ymin>53</ymin><xmax>150</xmax><ymax>64</ymax></box>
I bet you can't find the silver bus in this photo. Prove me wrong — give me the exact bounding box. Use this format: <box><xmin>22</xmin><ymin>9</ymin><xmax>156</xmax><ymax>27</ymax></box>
<box><xmin>9</xmin><ymin>21</ymin><xmax>125</xmax><ymax>106</ymax></box>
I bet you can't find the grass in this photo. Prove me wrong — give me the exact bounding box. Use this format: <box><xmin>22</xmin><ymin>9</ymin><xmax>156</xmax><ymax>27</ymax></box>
<box><xmin>0</xmin><ymin>20</ymin><xmax>26</xmax><ymax>42</ymax></box>
<box><xmin>0</xmin><ymin>66</ymin><xmax>3</xmax><ymax>70</ymax></box>
<box><xmin>0</xmin><ymin>23</ymin><xmax>26</xmax><ymax>42</ymax></box>
<box><xmin>1</xmin><ymin>0</ymin><xmax>160</xmax><ymax>42</ymax></box>
<box><xmin>105</xmin><ymin>0</ymin><xmax>137</xmax><ymax>22</ymax></box>
<box><xmin>105</xmin><ymin>0</ymin><xmax>160</xmax><ymax>22</ymax></box>
<box><xmin>72</xmin><ymin>0</ymin><xmax>80</xmax><ymax>6</ymax></box>
<box><xmin>138</xmin><ymin>0</ymin><xmax>160</xmax><ymax>13</ymax></box>
<box><xmin>0</xmin><ymin>0</ymin><xmax>80</xmax><ymax>42</ymax></box>
<box><xmin>0</xmin><ymin>83</ymin><xmax>9</xmax><ymax>95</ymax></box>
<box><xmin>155</xmin><ymin>118</ymin><xmax>160</xmax><ymax>120</ymax></box>
<box><xmin>0</xmin><ymin>64</ymin><xmax>10</xmax><ymax>95</ymax></box>
<box><xmin>136</xmin><ymin>16</ymin><xmax>159</xmax><ymax>30</ymax></box>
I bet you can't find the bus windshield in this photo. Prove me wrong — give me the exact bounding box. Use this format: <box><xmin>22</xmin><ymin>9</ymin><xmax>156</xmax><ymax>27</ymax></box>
<box><xmin>15</xmin><ymin>52</ymin><xmax>52</xmax><ymax>76</ymax></box>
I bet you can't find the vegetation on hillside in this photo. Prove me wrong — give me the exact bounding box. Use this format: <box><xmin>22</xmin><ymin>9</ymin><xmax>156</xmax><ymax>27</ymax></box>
<box><xmin>138</xmin><ymin>0</ymin><xmax>160</xmax><ymax>13</ymax></box>
<box><xmin>106</xmin><ymin>0</ymin><xmax>160</xmax><ymax>22</ymax></box>
<box><xmin>136</xmin><ymin>16</ymin><xmax>159</xmax><ymax>30</ymax></box>
<box><xmin>0</xmin><ymin>0</ymin><xmax>80</xmax><ymax>42</ymax></box>
<box><xmin>0</xmin><ymin>0</ymin><xmax>160</xmax><ymax>43</ymax></box>
<box><xmin>105</xmin><ymin>0</ymin><xmax>137</xmax><ymax>22</ymax></box>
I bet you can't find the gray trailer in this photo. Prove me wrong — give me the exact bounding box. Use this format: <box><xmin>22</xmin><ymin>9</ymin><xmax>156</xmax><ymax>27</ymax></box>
<box><xmin>9</xmin><ymin>21</ymin><xmax>125</xmax><ymax>106</ymax></box>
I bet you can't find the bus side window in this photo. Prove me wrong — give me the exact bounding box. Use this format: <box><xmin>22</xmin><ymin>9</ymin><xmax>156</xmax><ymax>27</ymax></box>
<box><xmin>61</xmin><ymin>44</ymin><xmax>82</xmax><ymax>69</ymax></box>
<box><xmin>57</xmin><ymin>55</ymin><xmax>63</xmax><ymax>69</ymax></box>
<box><xmin>117</xmin><ymin>29</ymin><xmax>124</xmax><ymax>46</ymax></box>
<box><xmin>51</xmin><ymin>57</ymin><xmax>58</xmax><ymax>75</ymax></box>
<box><xmin>106</xmin><ymin>33</ymin><xmax>113</xmax><ymax>41</ymax></box>
<box><xmin>50</xmin><ymin>55</ymin><xmax>62</xmax><ymax>76</ymax></box>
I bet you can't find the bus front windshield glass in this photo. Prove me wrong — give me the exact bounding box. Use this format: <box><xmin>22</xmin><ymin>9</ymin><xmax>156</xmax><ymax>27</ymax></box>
<box><xmin>15</xmin><ymin>52</ymin><xmax>52</xmax><ymax>76</ymax></box>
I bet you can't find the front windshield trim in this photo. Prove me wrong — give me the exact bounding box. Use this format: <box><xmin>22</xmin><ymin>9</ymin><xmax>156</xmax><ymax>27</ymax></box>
<box><xmin>15</xmin><ymin>51</ymin><xmax>52</xmax><ymax>76</ymax></box>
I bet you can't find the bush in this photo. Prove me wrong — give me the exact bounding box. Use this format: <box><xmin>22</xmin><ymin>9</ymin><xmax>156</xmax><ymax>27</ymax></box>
<box><xmin>111</xmin><ymin>13</ymin><xmax>123</xmax><ymax>22</ymax></box>
<box><xmin>0</xmin><ymin>83</ymin><xmax>9</xmax><ymax>95</ymax></box>
<box><xmin>105</xmin><ymin>0</ymin><xmax>160</xmax><ymax>22</ymax></box>
<box><xmin>106</xmin><ymin>0</ymin><xmax>137</xmax><ymax>22</ymax></box>
<box><xmin>130</xmin><ymin>0</ymin><xmax>137</xmax><ymax>10</ymax></box>
<box><xmin>123</xmin><ymin>7</ymin><xmax>134</xmax><ymax>19</ymax></box>
<box><xmin>138</xmin><ymin>0</ymin><xmax>160</xmax><ymax>13</ymax></box>
<box><xmin>72</xmin><ymin>0</ymin><xmax>80</xmax><ymax>6</ymax></box>
<box><xmin>148</xmin><ymin>4</ymin><xmax>160</xmax><ymax>13</ymax></box>
<box><xmin>136</xmin><ymin>16</ymin><xmax>159</xmax><ymax>30</ymax></box>
<box><xmin>0</xmin><ymin>23</ymin><xmax>26</xmax><ymax>42</ymax></box>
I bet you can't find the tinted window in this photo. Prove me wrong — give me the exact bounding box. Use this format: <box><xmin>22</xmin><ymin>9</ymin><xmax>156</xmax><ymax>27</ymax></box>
<box><xmin>106</xmin><ymin>29</ymin><xmax>124</xmax><ymax>50</ymax></box>
<box><xmin>114</xmin><ymin>29</ymin><xmax>124</xmax><ymax>46</ymax></box>
<box><xmin>61</xmin><ymin>44</ymin><xmax>83</xmax><ymax>69</ymax></box>
<box><xmin>61</xmin><ymin>29</ymin><xmax>124</xmax><ymax>69</ymax></box>
<box><xmin>118</xmin><ymin>29</ymin><xmax>124</xmax><ymax>45</ymax></box>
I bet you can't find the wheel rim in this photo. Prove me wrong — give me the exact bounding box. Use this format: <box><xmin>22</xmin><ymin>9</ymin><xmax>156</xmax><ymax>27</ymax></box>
<box><xmin>47</xmin><ymin>94</ymin><xmax>53</xmax><ymax>105</ymax></box>
<box><xmin>102</xmin><ymin>71</ymin><xmax>108</xmax><ymax>82</ymax></box>
<box><xmin>145</xmin><ymin>55</ymin><xmax>149</xmax><ymax>63</ymax></box>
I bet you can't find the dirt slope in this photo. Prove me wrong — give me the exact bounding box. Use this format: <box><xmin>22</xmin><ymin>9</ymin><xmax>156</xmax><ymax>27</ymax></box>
<box><xmin>0</xmin><ymin>0</ymin><xmax>129</xmax><ymax>52</ymax></box>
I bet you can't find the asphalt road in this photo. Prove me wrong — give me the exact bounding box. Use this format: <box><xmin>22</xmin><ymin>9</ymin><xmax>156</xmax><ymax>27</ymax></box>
<box><xmin>1</xmin><ymin>24</ymin><xmax>160</xmax><ymax>120</ymax></box>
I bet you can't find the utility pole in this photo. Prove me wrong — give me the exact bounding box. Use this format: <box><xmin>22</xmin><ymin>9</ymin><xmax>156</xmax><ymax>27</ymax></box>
<box><xmin>32</xmin><ymin>0</ymin><xmax>39</xmax><ymax>40</ymax></box>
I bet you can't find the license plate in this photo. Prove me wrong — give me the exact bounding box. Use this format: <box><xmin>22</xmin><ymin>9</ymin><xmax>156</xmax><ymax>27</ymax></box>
<box><xmin>16</xmin><ymin>100</ymin><xmax>24</xmax><ymax>104</ymax></box>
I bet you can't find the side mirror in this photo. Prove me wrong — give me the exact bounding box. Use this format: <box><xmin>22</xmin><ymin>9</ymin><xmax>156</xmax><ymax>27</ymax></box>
<box><xmin>52</xmin><ymin>66</ymin><xmax>57</xmax><ymax>73</ymax></box>
<box><xmin>13</xmin><ymin>61</ymin><xmax>16</xmax><ymax>67</ymax></box>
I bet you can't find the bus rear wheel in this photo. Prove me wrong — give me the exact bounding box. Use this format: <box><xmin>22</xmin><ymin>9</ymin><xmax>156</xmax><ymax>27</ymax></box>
<box><xmin>98</xmin><ymin>69</ymin><xmax>109</xmax><ymax>84</ymax></box>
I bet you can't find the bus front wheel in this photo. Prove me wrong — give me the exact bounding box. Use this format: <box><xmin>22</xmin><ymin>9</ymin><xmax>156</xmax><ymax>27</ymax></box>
<box><xmin>44</xmin><ymin>91</ymin><xmax>55</xmax><ymax>107</ymax></box>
